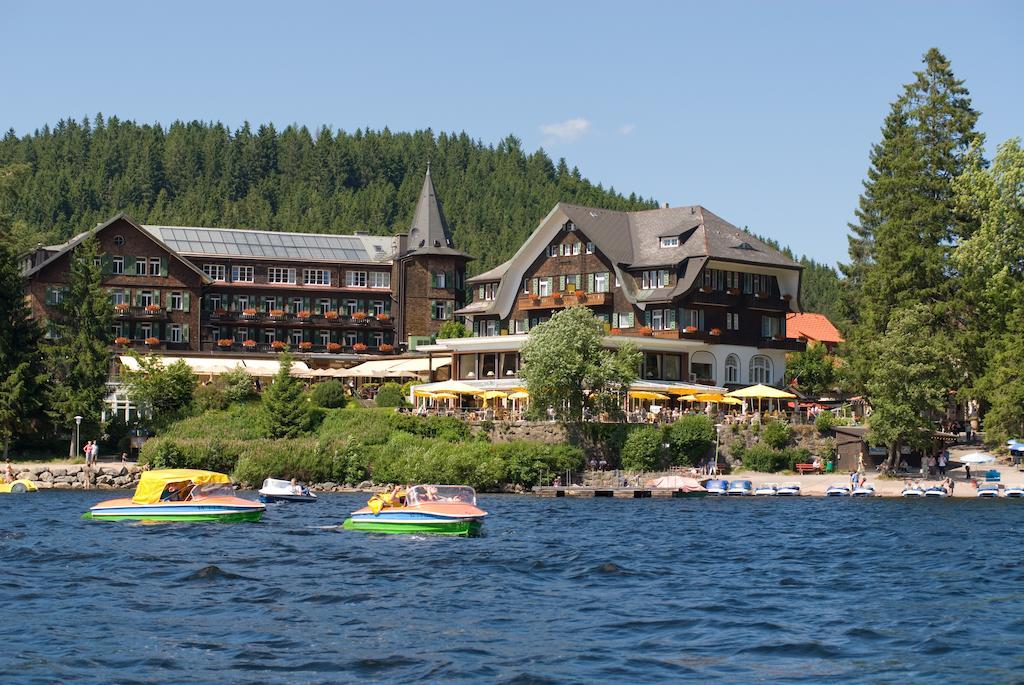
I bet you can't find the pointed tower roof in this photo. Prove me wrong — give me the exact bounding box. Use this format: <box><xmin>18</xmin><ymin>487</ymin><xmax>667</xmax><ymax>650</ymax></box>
<box><xmin>402</xmin><ymin>166</ymin><xmax>473</xmax><ymax>259</ymax></box>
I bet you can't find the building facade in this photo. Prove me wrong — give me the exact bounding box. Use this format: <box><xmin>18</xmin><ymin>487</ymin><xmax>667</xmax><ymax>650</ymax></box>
<box><xmin>443</xmin><ymin>202</ymin><xmax>805</xmax><ymax>388</ymax></box>
<box><xmin>21</xmin><ymin>169</ymin><xmax>471</xmax><ymax>357</ymax></box>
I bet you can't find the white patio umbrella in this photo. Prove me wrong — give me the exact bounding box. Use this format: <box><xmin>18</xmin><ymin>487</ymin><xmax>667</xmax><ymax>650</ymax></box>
<box><xmin>957</xmin><ymin>452</ymin><xmax>997</xmax><ymax>464</ymax></box>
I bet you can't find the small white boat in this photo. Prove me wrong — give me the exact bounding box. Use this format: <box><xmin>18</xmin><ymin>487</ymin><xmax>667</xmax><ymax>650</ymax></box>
<box><xmin>727</xmin><ymin>480</ymin><xmax>753</xmax><ymax>496</ymax></box>
<box><xmin>1004</xmin><ymin>485</ymin><xmax>1024</xmax><ymax>498</ymax></box>
<box><xmin>977</xmin><ymin>483</ymin><xmax>1001</xmax><ymax>498</ymax></box>
<box><xmin>902</xmin><ymin>485</ymin><xmax>925</xmax><ymax>497</ymax></box>
<box><xmin>825</xmin><ymin>482</ymin><xmax>851</xmax><ymax>497</ymax></box>
<box><xmin>754</xmin><ymin>483</ymin><xmax>778</xmax><ymax>496</ymax></box>
<box><xmin>852</xmin><ymin>483</ymin><xmax>876</xmax><ymax>497</ymax></box>
<box><xmin>775</xmin><ymin>482</ymin><xmax>801</xmax><ymax>496</ymax></box>
<box><xmin>923</xmin><ymin>486</ymin><xmax>949</xmax><ymax>497</ymax></box>
<box><xmin>259</xmin><ymin>478</ymin><xmax>318</xmax><ymax>503</ymax></box>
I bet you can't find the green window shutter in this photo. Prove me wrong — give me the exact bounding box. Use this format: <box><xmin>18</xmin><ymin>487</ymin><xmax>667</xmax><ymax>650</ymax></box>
<box><xmin>531</xmin><ymin>278</ymin><xmax>538</xmax><ymax>294</ymax></box>
<box><xmin>667</xmin><ymin>308</ymin><xmax>677</xmax><ymax>328</ymax></box>
<box><xmin>558</xmin><ymin>276</ymin><xmax>565</xmax><ymax>292</ymax></box>
<box><xmin>100</xmin><ymin>255</ymin><xmax>112</xmax><ymax>275</ymax></box>
<box><xmin>135</xmin><ymin>290</ymin><xmax>142</xmax><ymax>307</ymax></box>
<box><xmin>183</xmin><ymin>292</ymin><xmax>190</xmax><ymax>312</ymax></box>
<box><xmin>478</xmin><ymin>285</ymin><xmax>484</xmax><ymax>300</ymax></box>
<box><xmin>45</xmin><ymin>286</ymin><xmax>54</xmax><ymax>306</ymax></box>
<box><xmin>446</xmin><ymin>271</ymin><xmax>453</xmax><ymax>289</ymax></box>
<box><xmin>160</xmin><ymin>257</ymin><xmax>168</xmax><ymax>277</ymax></box>
<box><xmin>182</xmin><ymin>324</ymin><xmax>190</xmax><ymax>344</ymax></box>
<box><xmin>125</xmin><ymin>256</ymin><xmax>136</xmax><ymax>275</ymax></box>
<box><xmin>446</xmin><ymin>301</ymin><xmax>453</xmax><ymax>320</ymax></box>
<box><xmin>587</xmin><ymin>273</ymin><xmax>595</xmax><ymax>292</ymax></box>
<box><xmin>304</xmin><ymin>297</ymin><xmax>311</xmax><ymax>312</ymax></box>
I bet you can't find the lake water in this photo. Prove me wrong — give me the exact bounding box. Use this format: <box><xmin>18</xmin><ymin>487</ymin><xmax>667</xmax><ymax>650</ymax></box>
<box><xmin>2</xmin><ymin>491</ymin><xmax>1023</xmax><ymax>683</ymax></box>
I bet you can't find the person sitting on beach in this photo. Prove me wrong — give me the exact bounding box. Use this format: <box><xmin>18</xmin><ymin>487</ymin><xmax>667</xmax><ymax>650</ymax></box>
<box><xmin>4</xmin><ymin>458</ymin><xmax>14</xmax><ymax>484</ymax></box>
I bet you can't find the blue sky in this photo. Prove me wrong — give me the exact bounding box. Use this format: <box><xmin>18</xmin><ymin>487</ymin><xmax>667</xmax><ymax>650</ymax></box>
<box><xmin>2</xmin><ymin>1</ymin><xmax>1021</xmax><ymax>267</ymax></box>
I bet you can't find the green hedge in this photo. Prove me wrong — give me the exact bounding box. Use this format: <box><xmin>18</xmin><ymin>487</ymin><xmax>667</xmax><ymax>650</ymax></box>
<box><xmin>621</xmin><ymin>425</ymin><xmax>664</xmax><ymax>471</ymax></box>
<box><xmin>742</xmin><ymin>445</ymin><xmax>812</xmax><ymax>472</ymax></box>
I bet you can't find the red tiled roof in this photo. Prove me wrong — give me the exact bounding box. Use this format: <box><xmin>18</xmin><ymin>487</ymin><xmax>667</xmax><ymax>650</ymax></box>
<box><xmin>786</xmin><ymin>313</ymin><xmax>844</xmax><ymax>344</ymax></box>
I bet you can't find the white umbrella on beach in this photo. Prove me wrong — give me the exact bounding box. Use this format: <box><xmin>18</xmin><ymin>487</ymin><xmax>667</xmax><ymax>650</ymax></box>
<box><xmin>957</xmin><ymin>452</ymin><xmax>997</xmax><ymax>464</ymax></box>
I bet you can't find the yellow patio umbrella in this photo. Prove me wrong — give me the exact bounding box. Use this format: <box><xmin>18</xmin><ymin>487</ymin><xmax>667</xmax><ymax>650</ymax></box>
<box><xmin>676</xmin><ymin>394</ymin><xmax>699</xmax><ymax>402</ymax></box>
<box><xmin>429</xmin><ymin>392</ymin><xmax>459</xmax><ymax>400</ymax></box>
<box><xmin>726</xmin><ymin>384</ymin><xmax>797</xmax><ymax>399</ymax></box>
<box><xmin>666</xmin><ymin>386</ymin><xmax>705</xmax><ymax>395</ymax></box>
<box><xmin>720</xmin><ymin>397</ymin><xmax>744</xmax><ymax>406</ymax></box>
<box><xmin>693</xmin><ymin>392</ymin><xmax>726</xmax><ymax>402</ymax></box>
<box><xmin>628</xmin><ymin>390</ymin><xmax>670</xmax><ymax>401</ymax></box>
<box><xmin>480</xmin><ymin>390</ymin><xmax>508</xmax><ymax>400</ymax></box>
<box><xmin>508</xmin><ymin>391</ymin><xmax>530</xmax><ymax>400</ymax></box>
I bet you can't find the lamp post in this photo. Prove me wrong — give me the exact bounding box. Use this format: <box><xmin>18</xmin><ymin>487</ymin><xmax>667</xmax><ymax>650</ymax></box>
<box><xmin>74</xmin><ymin>415</ymin><xmax>83</xmax><ymax>461</ymax></box>
<box><xmin>713</xmin><ymin>423</ymin><xmax>723</xmax><ymax>476</ymax></box>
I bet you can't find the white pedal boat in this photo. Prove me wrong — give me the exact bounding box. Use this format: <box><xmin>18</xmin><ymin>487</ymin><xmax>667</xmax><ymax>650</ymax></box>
<box><xmin>1004</xmin><ymin>485</ymin><xmax>1024</xmax><ymax>498</ymax></box>
<box><xmin>825</xmin><ymin>482</ymin><xmax>851</xmax><ymax>497</ymax></box>
<box><xmin>923</xmin><ymin>486</ymin><xmax>949</xmax><ymax>497</ymax></box>
<box><xmin>852</xmin><ymin>483</ymin><xmax>876</xmax><ymax>497</ymax></box>
<box><xmin>705</xmin><ymin>479</ymin><xmax>729</xmax><ymax>495</ymax></box>
<box><xmin>902</xmin><ymin>486</ymin><xmax>925</xmax><ymax>497</ymax></box>
<box><xmin>727</xmin><ymin>480</ymin><xmax>753</xmax><ymax>496</ymax></box>
<box><xmin>753</xmin><ymin>483</ymin><xmax>778</xmax><ymax>496</ymax></box>
<box><xmin>977</xmin><ymin>483</ymin><xmax>1001</xmax><ymax>498</ymax></box>
<box><xmin>775</xmin><ymin>482</ymin><xmax>801</xmax><ymax>496</ymax></box>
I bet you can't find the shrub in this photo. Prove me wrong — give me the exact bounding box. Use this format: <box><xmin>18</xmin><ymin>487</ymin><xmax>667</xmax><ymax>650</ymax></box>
<box><xmin>742</xmin><ymin>445</ymin><xmax>788</xmax><ymax>472</ymax></box>
<box><xmin>818</xmin><ymin>438</ymin><xmax>837</xmax><ymax>463</ymax></box>
<box><xmin>621</xmin><ymin>425</ymin><xmax>664</xmax><ymax>471</ymax></box>
<box><xmin>401</xmin><ymin>379</ymin><xmax>425</xmax><ymax>398</ymax></box>
<box><xmin>728</xmin><ymin>438</ymin><xmax>747</xmax><ymax>462</ymax></box>
<box><xmin>667</xmin><ymin>415</ymin><xmax>716</xmax><ymax>466</ymax></box>
<box><xmin>762</xmin><ymin>420</ymin><xmax>793</xmax><ymax>449</ymax></box>
<box><xmin>782</xmin><ymin>447</ymin><xmax>812</xmax><ymax>471</ymax></box>
<box><xmin>193</xmin><ymin>383</ymin><xmax>229</xmax><ymax>412</ymax></box>
<box><xmin>311</xmin><ymin>380</ymin><xmax>348</xmax><ymax>408</ymax></box>
<box><xmin>222</xmin><ymin>366</ymin><xmax>257</xmax><ymax>403</ymax></box>
<box><xmin>374</xmin><ymin>382</ymin><xmax>408</xmax><ymax>408</ymax></box>
<box><xmin>139</xmin><ymin>438</ymin><xmax>241</xmax><ymax>474</ymax></box>
<box><xmin>815</xmin><ymin>411</ymin><xmax>837</xmax><ymax>434</ymax></box>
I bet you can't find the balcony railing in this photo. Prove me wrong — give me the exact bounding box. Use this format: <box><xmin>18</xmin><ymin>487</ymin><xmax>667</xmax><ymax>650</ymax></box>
<box><xmin>114</xmin><ymin>306</ymin><xmax>169</xmax><ymax>320</ymax></box>
<box><xmin>204</xmin><ymin>310</ymin><xmax>393</xmax><ymax>327</ymax></box>
<box><xmin>688</xmin><ymin>288</ymin><xmax>793</xmax><ymax>312</ymax></box>
<box><xmin>205</xmin><ymin>342</ymin><xmax>393</xmax><ymax>355</ymax></box>
<box><xmin>517</xmin><ymin>291</ymin><xmax>611</xmax><ymax>311</ymax></box>
<box><xmin>759</xmin><ymin>336</ymin><xmax>806</xmax><ymax>351</ymax></box>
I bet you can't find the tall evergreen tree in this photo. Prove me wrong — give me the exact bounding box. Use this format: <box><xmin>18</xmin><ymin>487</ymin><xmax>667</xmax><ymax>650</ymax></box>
<box><xmin>44</xmin><ymin>237</ymin><xmax>113</xmax><ymax>453</ymax></box>
<box><xmin>0</xmin><ymin>167</ymin><xmax>45</xmax><ymax>456</ymax></box>
<box><xmin>841</xmin><ymin>48</ymin><xmax>983</xmax><ymax>391</ymax></box>
<box><xmin>261</xmin><ymin>350</ymin><xmax>311</xmax><ymax>439</ymax></box>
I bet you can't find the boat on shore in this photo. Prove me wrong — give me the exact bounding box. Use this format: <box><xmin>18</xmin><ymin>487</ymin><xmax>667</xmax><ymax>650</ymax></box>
<box><xmin>343</xmin><ymin>484</ymin><xmax>487</xmax><ymax>536</ymax></box>
<box><xmin>259</xmin><ymin>478</ymin><xmax>318</xmax><ymax>503</ymax></box>
<box><xmin>705</xmin><ymin>479</ymin><xmax>729</xmax><ymax>496</ymax></box>
<box><xmin>977</xmin><ymin>483</ymin><xmax>1001</xmax><ymax>498</ymax></box>
<box><xmin>1004</xmin><ymin>485</ymin><xmax>1024</xmax><ymax>498</ymax></box>
<box><xmin>754</xmin><ymin>483</ymin><xmax>778</xmax><ymax>496</ymax></box>
<box><xmin>775</xmin><ymin>482</ymin><xmax>801</xmax><ymax>496</ymax></box>
<box><xmin>852</xmin><ymin>483</ymin><xmax>876</xmax><ymax>497</ymax></box>
<box><xmin>902</xmin><ymin>484</ymin><xmax>925</xmax><ymax>497</ymax></box>
<box><xmin>0</xmin><ymin>479</ymin><xmax>37</xmax><ymax>494</ymax></box>
<box><xmin>727</xmin><ymin>480</ymin><xmax>753</xmax><ymax>496</ymax></box>
<box><xmin>924</xmin><ymin>485</ymin><xmax>949</xmax><ymax>497</ymax></box>
<box><xmin>825</xmin><ymin>482</ymin><xmax>851</xmax><ymax>497</ymax></box>
<box><xmin>83</xmin><ymin>469</ymin><xmax>265</xmax><ymax>522</ymax></box>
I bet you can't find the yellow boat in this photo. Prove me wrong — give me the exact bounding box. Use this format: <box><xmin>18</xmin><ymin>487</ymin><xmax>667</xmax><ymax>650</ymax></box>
<box><xmin>0</xmin><ymin>479</ymin><xmax>37</xmax><ymax>494</ymax></box>
<box><xmin>83</xmin><ymin>469</ymin><xmax>265</xmax><ymax>522</ymax></box>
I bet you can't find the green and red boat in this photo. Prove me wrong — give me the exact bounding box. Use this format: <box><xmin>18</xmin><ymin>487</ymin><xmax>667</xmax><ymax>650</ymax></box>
<box><xmin>343</xmin><ymin>484</ymin><xmax>487</xmax><ymax>536</ymax></box>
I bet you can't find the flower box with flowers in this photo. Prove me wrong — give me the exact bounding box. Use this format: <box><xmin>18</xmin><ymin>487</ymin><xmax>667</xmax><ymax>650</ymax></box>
<box><xmin>551</xmin><ymin>292</ymin><xmax>562</xmax><ymax>300</ymax></box>
<box><xmin>213</xmin><ymin>308</ymin><xmax>228</xmax><ymax>318</ymax></box>
<box><xmin>684</xmin><ymin>326</ymin><xmax>699</xmax><ymax>334</ymax></box>
<box><xmin>242</xmin><ymin>308</ymin><xmax>258</xmax><ymax>318</ymax></box>
<box><xmin>326</xmin><ymin>342</ymin><xmax>342</xmax><ymax>352</ymax></box>
<box><xmin>299</xmin><ymin>341</ymin><xmax>313</xmax><ymax>350</ymax></box>
<box><xmin>375</xmin><ymin>313</ymin><xmax>390</xmax><ymax>322</ymax></box>
<box><xmin>609</xmin><ymin>328</ymin><xmax>622</xmax><ymax>335</ymax></box>
<box><xmin>144</xmin><ymin>304</ymin><xmax>161</xmax><ymax>313</ymax></box>
<box><xmin>379</xmin><ymin>343</ymin><xmax>395</xmax><ymax>353</ymax></box>
<box><xmin>144</xmin><ymin>337</ymin><xmax>160</xmax><ymax>346</ymax></box>
<box><xmin>639</xmin><ymin>326</ymin><xmax>653</xmax><ymax>336</ymax></box>
<box><xmin>574</xmin><ymin>291</ymin><xmax>588</xmax><ymax>301</ymax></box>
<box><xmin>114</xmin><ymin>336</ymin><xmax>130</xmax><ymax>346</ymax></box>
<box><xmin>727</xmin><ymin>287</ymin><xmax>741</xmax><ymax>296</ymax></box>
<box><xmin>269</xmin><ymin>309</ymin><xmax>286</xmax><ymax>318</ymax></box>
<box><xmin>709</xmin><ymin>327</ymin><xmax>722</xmax><ymax>336</ymax></box>
<box><xmin>353</xmin><ymin>342</ymin><xmax>368</xmax><ymax>352</ymax></box>
<box><xmin>217</xmin><ymin>339</ymin><xmax>234</xmax><ymax>348</ymax></box>
<box><xmin>271</xmin><ymin>340</ymin><xmax>286</xmax><ymax>350</ymax></box>
<box><xmin>114</xmin><ymin>303</ymin><xmax>130</xmax><ymax>313</ymax></box>
<box><xmin>352</xmin><ymin>312</ymin><xmax>368</xmax><ymax>320</ymax></box>
<box><xmin>698</xmin><ymin>286</ymin><xmax>711</xmax><ymax>293</ymax></box>
<box><xmin>325</xmin><ymin>310</ymin><xmax>339</xmax><ymax>320</ymax></box>
<box><xmin>772</xmin><ymin>334</ymin><xmax>785</xmax><ymax>341</ymax></box>
<box><xmin>242</xmin><ymin>339</ymin><xmax>257</xmax><ymax>348</ymax></box>
<box><xmin>755</xmin><ymin>292</ymin><xmax>770</xmax><ymax>300</ymax></box>
<box><xmin>297</xmin><ymin>310</ymin><xmax>311</xmax><ymax>319</ymax></box>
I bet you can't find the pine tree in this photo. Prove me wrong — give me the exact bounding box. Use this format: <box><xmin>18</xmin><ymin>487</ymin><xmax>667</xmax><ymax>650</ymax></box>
<box><xmin>261</xmin><ymin>349</ymin><xmax>311</xmax><ymax>439</ymax></box>
<box><xmin>841</xmin><ymin>48</ymin><xmax>983</xmax><ymax>391</ymax></box>
<box><xmin>0</xmin><ymin>177</ymin><xmax>44</xmax><ymax>456</ymax></box>
<box><xmin>44</xmin><ymin>236</ymin><xmax>114</xmax><ymax>452</ymax></box>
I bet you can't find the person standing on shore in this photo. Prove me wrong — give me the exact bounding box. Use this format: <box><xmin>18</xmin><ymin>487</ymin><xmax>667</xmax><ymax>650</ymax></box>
<box><xmin>4</xmin><ymin>458</ymin><xmax>14</xmax><ymax>484</ymax></box>
<box><xmin>965</xmin><ymin>464</ymin><xmax>972</xmax><ymax>481</ymax></box>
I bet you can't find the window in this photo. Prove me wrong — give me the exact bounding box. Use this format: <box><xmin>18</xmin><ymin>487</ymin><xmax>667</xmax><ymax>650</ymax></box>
<box><xmin>264</xmin><ymin>329</ymin><xmax>276</xmax><ymax>344</ymax></box>
<box><xmin>263</xmin><ymin>296</ymin><xmax>276</xmax><ymax>312</ymax></box>
<box><xmin>691</xmin><ymin>351</ymin><xmax>716</xmax><ymax>384</ymax></box>
<box><xmin>537</xmin><ymin>278</ymin><xmax>551</xmax><ymax>296</ymax></box>
<box><xmin>593</xmin><ymin>272</ymin><xmax>609</xmax><ymax>293</ymax></box>
<box><xmin>483</xmin><ymin>320</ymin><xmax>498</xmax><ymax>336</ymax></box>
<box><xmin>572</xmin><ymin>241</ymin><xmax>581</xmax><ymax>255</ymax></box>
<box><xmin>149</xmin><ymin>258</ymin><xmax>161</xmax><ymax>276</ymax></box>
<box><xmin>561</xmin><ymin>274</ymin><xmax>581</xmax><ymax>292</ymax></box>
<box><xmin>346</xmin><ymin>300</ymin><xmax>359</xmax><ymax>316</ymax></box>
<box><xmin>371</xmin><ymin>332</ymin><xmax>384</xmax><ymax>347</ymax></box>
<box><xmin>586</xmin><ymin>242</ymin><xmax>594</xmax><ymax>254</ymax></box>
<box><xmin>318</xmin><ymin>299</ymin><xmax>331</xmax><ymax>315</ymax></box>
<box><xmin>139</xmin><ymin>291</ymin><xmax>155</xmax><ymax>307</ymax></box>
<box><xmin>344</xmin><ymin>331</ymin><xmax>357</xmax><ymax>346</ymax></box>
<box><xmin>207</xmin><ymin>294</ymin><xmax>222</xmax><ymax>310</ymax></box>
<box><xmin>112</xmin><ymin>257</ymin><xmax>124</xmax><ymax>275</ymax></box>
<box><xmin>662</xmin><ymin>354</ymin><xmax>681</xmax><ymax>381</ymax></box>
<box><xmin>113</xmin><ymin>235</ymin><xmax>125</xmax><ymax>246</ymax></box>
<box><xmin>431</xmin><ymin>300</ymin><xmax>451</xmax><ymax>320</ymax></box>
<box><xmin>512</xmin><ymin>319</ymin><xmax>529</xmax><ymax>334</ymax></box>
<box><xmin>726</xmin><ymin>312</ymin><xmax>740</xmax><ymax>331</ymax></box>
<box><xmin>761</xmin><ymin>315</ymin><xmax>782</xmax><ymax>338</ymax></box>
<box><xmin>93</xmin><ymin>257</ymin><xmax>102</xmax><ymax>267</ymax></box>
<box><xmin>110</xmin><ymin>289</ymin><xmax>127</xmax><ymax>306</ymax></box>
<box><xmin>702</xmin><ymin>268</ymin><xmax>725</xmax><ymax>291</ymax></box>
<box><xmin>319</xmin><ymin>330</ymin><xmax>330</xmax><ymax>347</ymax></box>
<box><xmin>372</xmin><ymin>300</ymin><xmax>386</xmax><ymax>316</ymax></box>
<box><xmin>138</xmin><ymin>322</ymin><xmax>152</xmax><ymax>340</ymax></box>
<box><xmin>640</xmin><ymin>269</ymin><xmax>670</xmax><ymax>289</ymax></box>
<box><xmin>290</xmin><ymin>297</ymin><xmax>303</xmax><ymax>313</ymax></box>
<box><xmin>369</xmin><ymin>271</ymin><xmax>391</xmax><ymax>289</ymax></box>
<box><xmin>650</xmin><ymin>308</ymin><xmax>676</xmax><ymax>331</ymax></box>
<box><xmin>742</xmin><ymin>273</ymin><xmax>753</xmax><ymax>294</ymax></box>
<box><xmin>478</xmin><ymin>283</ymin><xmax>497</xmax><ymax>301</ymax></box>
<box><xmin>169</xmin><ymin>292</ymin><xmax>183</xmax><ymax>311</ymax></box>
<box><xmin>169</xmin><ymin>324</ymin><xmax>182</xmax><ymax>343</ymax></box>
<box><xmin>112</xmin><ymin>322</ymin><xmax>123</xmax><ymax>338</ymax></box>
<box><xmin>547</xmin><ymin>245</ymin><xmax>558</xmax><ymax>257</ymax></box>
<box><xmin>345</xmin><ymin>271</ymin><xmax>367</xmax><ymax>288</ymax></box>
<box><xmin>750</xmin><ymin>355</ymin><xmax>774</xmax><ymax>384</ymax></box>
<box><xmin>660</xmin><ymin>236</ymin><xmax>679</xmax><ymax>248</ymax></box>
<box><xmin>232</xmin><ymin>265</ymin><xmax>254</xmax><ymax>282</ymax></box>
<box><xmin>682</xmin><ymin>308</ymin><xmax>704</xmax><ymax>330</ymax></box>
<box><xmin>431</xmin><ymin>272</ymin><xmax>448</xmax><ymax>289</ymax></box>
<box><xmin>203</xmin><ymin>264</ymin><xmax>225</xmax><ymax>281</ymax></box>
<box><xmin>725</xmin><ymin>354</ymin><xmax>740</xmax><ymax>383</ymax></box>
<box><xmin>612</xmin><ymin>311</ymin><xmax>634</xmax><ymax>329</ymax></box>
<box><xmin>643</xmin><ymin>352</ymin><xmax>661</xmax><ymax>380</ymax></box>
<box><xmin>135</xmin><ymin>258</ymin><xmax>147</xmax><ymax>276</ymax></box>
<box><xmin>290</xmin><ymin>329</ymin><xmax>303</xmax><ymax>347</ymax></box>
<box><xmin>304</xmin><ymin>269</ymin><xmax>331</xmax><ymax>286</ymax></box>
<box><xmin>268</xmin><ymin>267</ymin><xmax>296</xmax><ymax>284</ymax></box>
<box><xmin>726</xmin><ymin>271</ymin><xmax>740</xmax><ymax>290</ymax></box>
<box><xmin>235</xmin><ymin>327</ymin><xmax>249</xmax><ymax>343</ymax></box>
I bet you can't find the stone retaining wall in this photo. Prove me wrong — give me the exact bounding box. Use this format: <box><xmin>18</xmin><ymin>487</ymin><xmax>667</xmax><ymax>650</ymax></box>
<box><xmin>15</xmin><ymin>464</ymin><xmax>143</xmax><ymax>490</ymax></box>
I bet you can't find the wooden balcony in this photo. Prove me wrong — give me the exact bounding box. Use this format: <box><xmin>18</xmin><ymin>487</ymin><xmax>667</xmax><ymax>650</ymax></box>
<box><xmin>517</xmin><ymin>292</ymin><xmax>611</xmax><ymax>311</ymax></box>
<box><xmin>688</xmin><ymin>288</ymin><xmax>793</xmax><ymax>312</ymax></box>
<box><xmin>114</xmin><ymin>306</ymin><xmax>169</xmax><ymax>321</ymax></box>
<box><xmin>203</xmin><ymin>310</ymin><xmax>394</xmax><ymax>328</ymax></box>
<box><xmin>759</xmin><ymin>336</ymin><xmax>806</xmax><ymax>351</ymax></box>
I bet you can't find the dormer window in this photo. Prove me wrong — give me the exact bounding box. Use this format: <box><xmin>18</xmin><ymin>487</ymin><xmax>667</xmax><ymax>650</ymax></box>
<box><xmin>586</xmin><ymin>242</ymin><xmax>594</xmax><ymax>254</ymax></box>
<box><xmin>660</xmin><ymin>236</ymin><xmax>679</xmax><ymax>248</ymax></box>
<box><xmin>737</xmin><ymin>242</ymin><xmax>755</xmax><ymax>250</ymax></box>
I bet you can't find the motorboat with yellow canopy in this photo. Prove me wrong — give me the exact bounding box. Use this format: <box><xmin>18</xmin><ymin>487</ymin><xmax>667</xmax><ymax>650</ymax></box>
<box><xmin>83</xmin><ymin>469</ymin><xmax>265</xmax><ymax>522</ymax></box>
<box><xmin>343</xmin><ymin>485</ymin><xmax>488</xmax><ymax>536</ymax></box>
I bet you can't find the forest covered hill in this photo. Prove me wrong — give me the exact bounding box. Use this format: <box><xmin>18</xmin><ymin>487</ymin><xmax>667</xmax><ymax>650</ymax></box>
<box><xmin>0</xmin><ymin>116</ymin><xmax>841</xmax><ymax>318</ymax></box>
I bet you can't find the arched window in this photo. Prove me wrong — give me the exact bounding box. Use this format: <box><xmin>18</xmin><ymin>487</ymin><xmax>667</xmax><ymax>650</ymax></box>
<box><xmin>725</xmin><ymin>354</ymin><xmax>740</xmax><ymax>384</ymax></box>
<box><xmin>749</xmin><ymin>355</ymin><xmax>773</xmax><ymax>385</ymax></box>
<box><xmin>690</xmin><ymin>351</ymin><xmax>716</xmax><ymax>384</ymax></box>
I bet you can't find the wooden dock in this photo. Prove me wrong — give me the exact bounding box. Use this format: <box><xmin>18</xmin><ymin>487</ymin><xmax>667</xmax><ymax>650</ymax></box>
<box><xmin>532</xmin><ymin>486</ymin><xmax>706</xmax><ymax>498</ymax></box>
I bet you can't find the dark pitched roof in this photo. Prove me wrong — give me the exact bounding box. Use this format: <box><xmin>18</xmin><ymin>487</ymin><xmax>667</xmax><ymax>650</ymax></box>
<box><xmin>467</xmin><ymin>258</ymin><xmax>513</xmax><ymax>284</ymax></box>
<box><xmin>401</xmin><ymin>167</ymin><xmax>472</xmax><ymax>260</ymax></box>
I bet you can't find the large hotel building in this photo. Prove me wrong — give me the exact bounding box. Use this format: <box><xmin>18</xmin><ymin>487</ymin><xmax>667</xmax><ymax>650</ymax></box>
<box><xmin>22</xmin><ymin>170</ymin><xmax>805</xmax><ymax>392</ymax></box>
